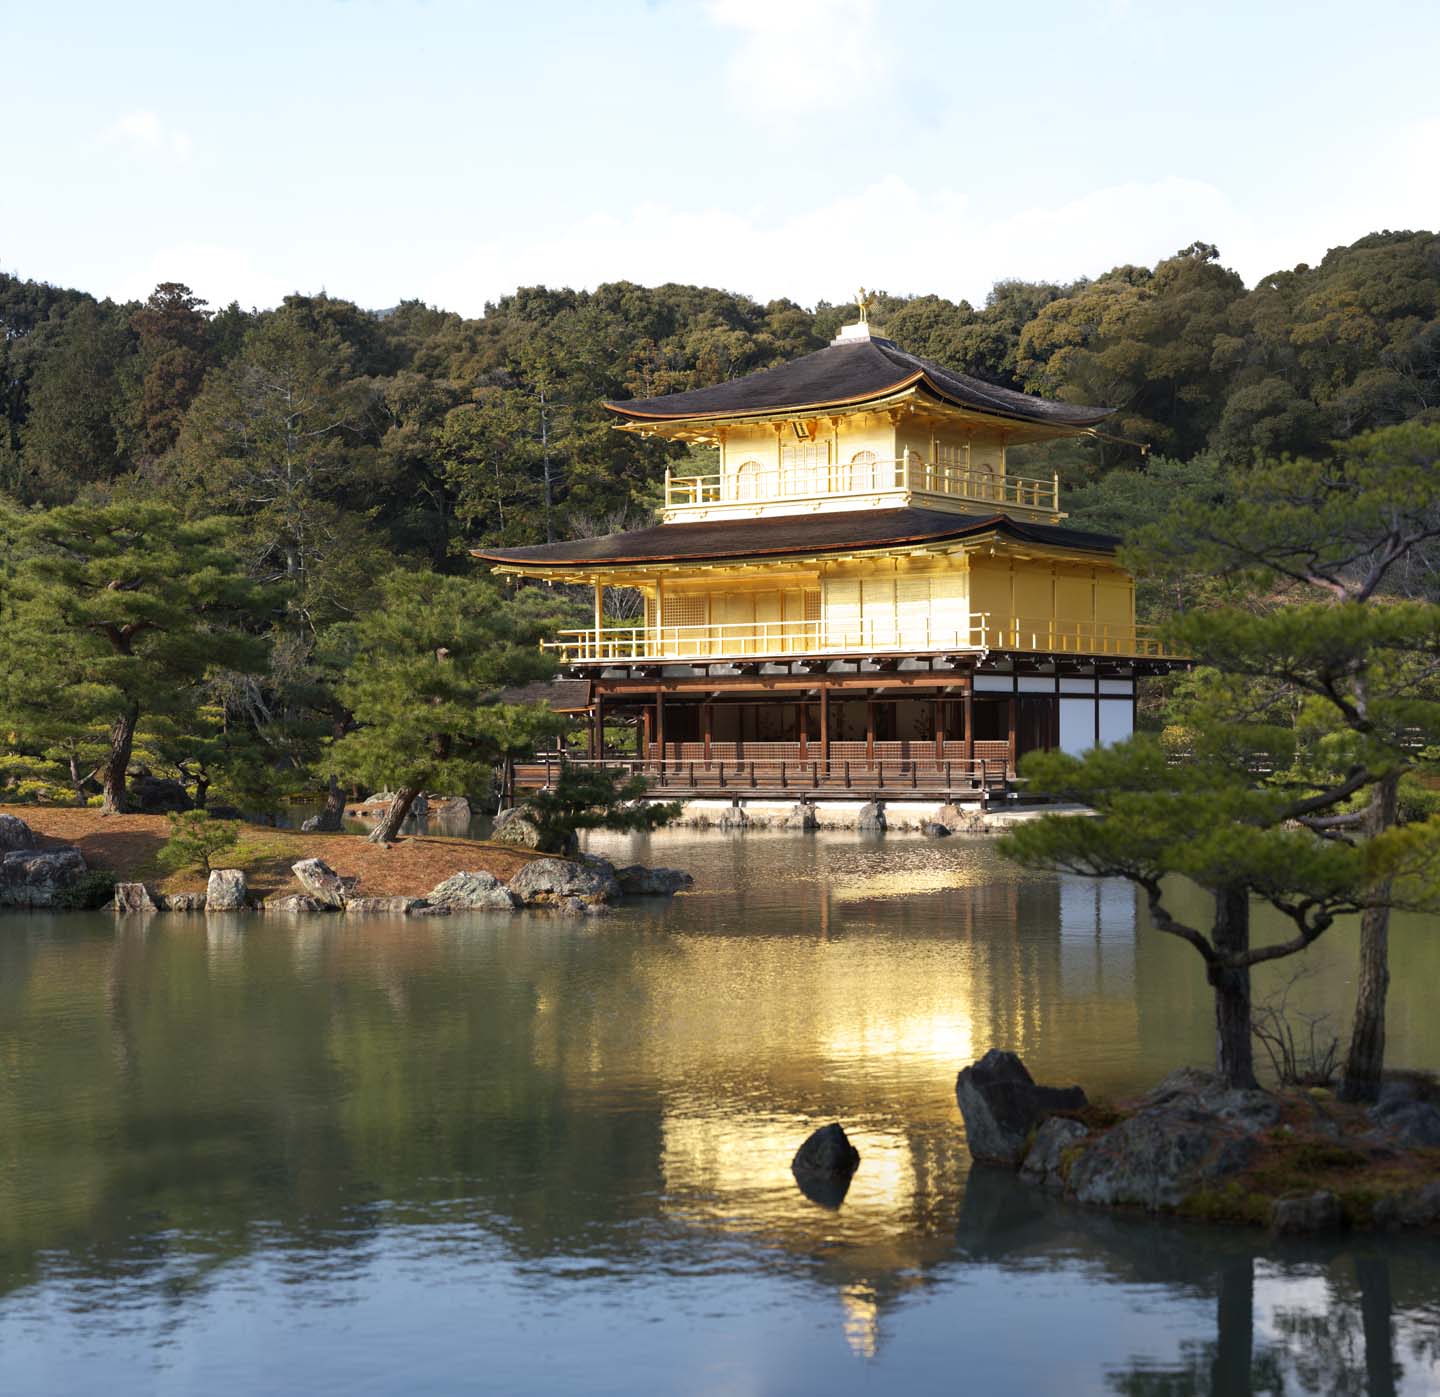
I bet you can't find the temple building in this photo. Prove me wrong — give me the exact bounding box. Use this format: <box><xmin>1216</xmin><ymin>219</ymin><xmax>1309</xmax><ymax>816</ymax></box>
<box><xmin>473</xmin><ymin>309</ymin><xmax>1181</xmax><ymax>803</ymax></box>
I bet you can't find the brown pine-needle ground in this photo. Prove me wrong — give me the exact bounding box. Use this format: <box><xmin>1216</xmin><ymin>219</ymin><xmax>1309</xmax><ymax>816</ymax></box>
<box><xmin>0</xmin><ymin>805</ymin><xmax>545</xmax><ymax>900</ymax></box>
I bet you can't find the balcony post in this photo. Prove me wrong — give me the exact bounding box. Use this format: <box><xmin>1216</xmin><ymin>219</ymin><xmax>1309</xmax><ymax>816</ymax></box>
<box><xmin>593</xmin><ymin>580</ymin><xmax>604</xmax><ymax>655</ymax></box>
<box><xmin>963</xmin><ymin>684</ymin><xmax>974</xmax><ymax>765</ymax></box>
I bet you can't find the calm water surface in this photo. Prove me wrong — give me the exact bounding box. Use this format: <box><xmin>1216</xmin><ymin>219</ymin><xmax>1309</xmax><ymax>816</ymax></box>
<box><xmin>2</xmin><ymin>831</ymin><xmax>1439</xmax><ymax>1395</ymax></box>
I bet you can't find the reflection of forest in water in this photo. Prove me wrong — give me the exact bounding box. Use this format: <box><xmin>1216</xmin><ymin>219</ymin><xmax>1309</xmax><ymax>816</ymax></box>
<box><xmin>2</xmin><ymin>831</ymin><xmax>1439</xmax><ymax>1392</ymax></box>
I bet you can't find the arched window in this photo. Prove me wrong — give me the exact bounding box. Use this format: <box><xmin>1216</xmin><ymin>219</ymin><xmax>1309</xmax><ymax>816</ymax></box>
<box><xmin>848</xmin><ymin>449</ymin><xmax>877</xmax><ymax>492</ymax></box>
<box><xmin>733</xmin><ymin>459</ymin><xmax>762</xmax><ymax>500</ymax></box>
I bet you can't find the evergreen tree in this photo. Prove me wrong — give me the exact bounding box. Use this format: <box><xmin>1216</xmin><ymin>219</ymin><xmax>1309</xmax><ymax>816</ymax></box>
<box><xmin>329</xmin><ymin>570</ymin><xmax>560</xmax><ymax>843</ymax></box>
<box><xmin>1131</xmin><ymin>422</ymin><xmax>1440</xmax><ymax>1100</ymax></box>
<box><xmin>4</xmin><ymin>503</ymin><xmax>276</xmax><ymax>813</ymax></box>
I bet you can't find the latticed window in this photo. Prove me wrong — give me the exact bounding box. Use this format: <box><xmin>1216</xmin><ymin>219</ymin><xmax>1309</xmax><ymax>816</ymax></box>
<box><xmin>845</xmin><ymin>449</ymin><xmax>877</xmax><ymax>491</ymax></box>
<box><xmin>780</xmin><ymin>441</ymin><xmax>829</xmax><ymax>495</ymax></box>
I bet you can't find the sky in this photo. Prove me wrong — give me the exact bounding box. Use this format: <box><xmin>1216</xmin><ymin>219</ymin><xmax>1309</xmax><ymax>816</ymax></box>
<box><xmin>4</xmin><ymin>0</ymin><xmax>1438</xmax><ymax>316</ymax></box>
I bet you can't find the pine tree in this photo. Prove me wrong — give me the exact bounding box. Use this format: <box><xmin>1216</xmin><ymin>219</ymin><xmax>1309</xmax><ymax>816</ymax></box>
<box><xmin>329</xmin><ymin>570</ymin><xmax>560</xmax><ymax>843</ymax></box>
<box><xmin>5</xmin><ymin>503</ymin><xmax>276</xmax><ymax>813</ymax></box>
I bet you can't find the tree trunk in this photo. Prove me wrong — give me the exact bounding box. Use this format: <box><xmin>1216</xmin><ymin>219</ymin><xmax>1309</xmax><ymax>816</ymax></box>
<box><xmin>367</xmin><ymin>784</ymin><xmax>422</xmax><ymax>845</ymax></box>
<box><xmin>101</xmin><ymin>704</ymin><xmax>140</xmax><ymax>815</ymax></box>
<box><xmin>1208</xmin><ymin>884</ymin><xmax>1257</xmax><ymax>1089</ymax></box>
<box><xmin>310</xmin><ymin>773</ymin><xmax>346</xmax><ymax>833</ymax></box>
<box><xmin>1341</xmin><ymin>769</ymin><xmax>1400</xmax><ymax>1103</ymax></box>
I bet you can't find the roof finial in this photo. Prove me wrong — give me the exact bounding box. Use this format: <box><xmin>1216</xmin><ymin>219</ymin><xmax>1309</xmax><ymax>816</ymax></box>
<box><xmin>856</xmin><ymin>287</ymin><xmax>873</xmax><ymax>325</ymax></box>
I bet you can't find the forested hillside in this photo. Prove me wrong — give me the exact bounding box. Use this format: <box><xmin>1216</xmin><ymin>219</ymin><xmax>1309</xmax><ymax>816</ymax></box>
<box><xmin>3</xmin><ymin>231</ymin><xmax>1436</xmax><ymax>632</ymax></box>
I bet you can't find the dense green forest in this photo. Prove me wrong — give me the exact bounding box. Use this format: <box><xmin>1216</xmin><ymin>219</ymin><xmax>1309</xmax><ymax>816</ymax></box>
<box><xmin>0</xmin><ymin>230</ymin><xmax>1436</xmax><ymax>816</ymax></box>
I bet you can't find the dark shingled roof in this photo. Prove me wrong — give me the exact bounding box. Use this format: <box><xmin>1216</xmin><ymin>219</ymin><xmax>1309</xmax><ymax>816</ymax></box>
<box><xmin>604</xmin><ymin>335</ymin><xmax>1112</xmax><ymax>429</ymax></box>
<box><xmin>496</xmin><ymin>678</ymin><xmax>592</xmax><ymax>711</ymax></box>
<box><xmin>474</xmin><ymin>508</ymin><xmax>1119</xmax><ymax>570</ymax></box>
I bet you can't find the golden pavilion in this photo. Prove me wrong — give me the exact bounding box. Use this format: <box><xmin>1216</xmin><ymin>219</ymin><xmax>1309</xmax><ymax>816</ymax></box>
<box><xmin>474</xmin><ymin>309</ymin><xmax>1180</xmax><ymax>803</ymax></box>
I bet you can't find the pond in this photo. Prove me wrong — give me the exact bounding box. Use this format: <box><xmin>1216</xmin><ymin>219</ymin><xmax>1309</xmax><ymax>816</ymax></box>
<box><xmin>1</xmin><ymin>830</ymin><xmax>1438</xmax><ymax>1394</ymax></box>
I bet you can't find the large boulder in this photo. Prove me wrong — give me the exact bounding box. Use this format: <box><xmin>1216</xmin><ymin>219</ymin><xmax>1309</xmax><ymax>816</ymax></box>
<box><xmin>492</xmin><ymin>805</ymin><xmax>575</xmax><ymax>854</ymax></box>
<box><xmin>1372</xmin><ymin>1182</ymin><xmax>1440</xmax><ymax>1229</ymax></box>
<box><xmin>856</xmin><ymin>801</ymin><xmax>886</xmax><ymax>832</ymax></box>
<box><xmin>954</xmin><ymin>1049</ymin><xmax>1088</xmax><ymax>1167</ymax></box>
<box><xmin>426</xmin><ymin>871</ymin><xmax>520</xmax><ymax>911</ymax></box>
<box><xmin>130</xmin><ymin>774</ymin><xmax>192</xmax><ymax>814</ymax></box>
<box><xmin>0</xmin><ymin>847</ymin><xmax>88</xmax><ymax>907</ymax></box>
<box><xmin>615</xmin><ymin>864</ymin><xmax>693</xmax><ymax>897</ymax></box>
<box><xmin>507</xmin><ymin>857</ymin><xmax>620</xmax><ymax>907</ymax></box>
<box><xmin>921</xmin><ymin>821</ymin><xmax>952</xmax><ymax>838</ymax></box>
<box><xmin>1020</xmin><ymin>1117</ymin><xmax>1091</xmax><ymax>1190</ymax></box>
<box><xmin>291</xmin><ymin>858</ymin><xmax>356</xmax><ymax>909</ymax></box>
<box><xmin>112</xmin><ymin>882</ymin><xmax>158</xmax><ymax>914</ymax></box>
<box><xmin>1370</xmin><ymin>1098</ymin><xmax>1440</xmax><ymax>1148</ymax></box>
<box><xmin>206</xmin><ymin>868</ymin><xmax>248</xmax><ymax>912</ymax></box>
<box><xmin>0</xmin><ymin>814</ymin><xmax>38</xmax><ymax>852</ymax></box>
<box><xmin>1067</xmin><ymin>1098</ymin><xmax>1258</xmax><ymax>1211</ymax></box>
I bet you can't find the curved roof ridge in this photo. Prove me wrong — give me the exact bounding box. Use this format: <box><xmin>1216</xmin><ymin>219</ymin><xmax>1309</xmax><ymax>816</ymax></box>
<box><xmin>603</xmin><ymin>336</ymin><xmax>1112</xmax><ymax>429</ymax></box>
<box><xmin>472</xmin><ymin>507</ymin><xmax>1118</xmax><ymax>570</ymax></box>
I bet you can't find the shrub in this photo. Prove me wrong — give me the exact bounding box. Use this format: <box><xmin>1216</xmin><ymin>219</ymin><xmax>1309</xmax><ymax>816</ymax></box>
<box><xmin>157</xmin><ymin>810</ymin><xmax>240</xmax><ymax>876</ymax></box>
<box><xmin>54</xmin><ymin>869</ymin><xmax>118</xmax><ymax>910</ymax></box>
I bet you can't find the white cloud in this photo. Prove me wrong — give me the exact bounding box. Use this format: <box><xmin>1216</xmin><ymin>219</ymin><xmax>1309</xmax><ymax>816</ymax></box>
<box><xmin>101</xmin><ymin>110</ymin><xmax>194</xmax><ymax>160</ymax></box>
<box><xmin>435</xmin><ymin>173</ymin><xmax>1251</xmax><ymax>315</ymax></box>
<box><xmin>703</xmin><ymin>0</ymin><xmax>894</xmax><ymax>115</ymax></box>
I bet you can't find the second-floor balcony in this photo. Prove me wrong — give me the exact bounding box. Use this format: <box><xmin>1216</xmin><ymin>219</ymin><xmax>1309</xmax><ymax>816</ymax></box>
<box><xmin>543</xmin><ymin>614</ymin><xmax>1178</xmax><ymax>665</ymax></box>
<box><xmin>663</xmin><ymin>454</ymin><xmax>1062</xmax><ymax>520</ymax></box>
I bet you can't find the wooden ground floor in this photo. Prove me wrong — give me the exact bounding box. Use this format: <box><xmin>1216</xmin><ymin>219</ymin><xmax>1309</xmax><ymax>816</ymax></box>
<box><xmin>517</xmin><ymin>661</ymin><xmax>1143</xmax><ymax>802</ymax></box>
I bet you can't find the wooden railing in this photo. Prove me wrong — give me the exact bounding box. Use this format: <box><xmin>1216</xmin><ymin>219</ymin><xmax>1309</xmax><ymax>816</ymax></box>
<box><xmin>664</xmin><ymin>455</ymin><xmax>1060</xmax><ymax>514</ymax></box>
<box><xmin>542</xmin><ymin>613</ymin><xmax>1179</xmax><ymax>663</ymax></box>
<box><xmin>513</xmin><ymin>754</ymin><xmax>1013</xmax><ymax>797</ymax></box>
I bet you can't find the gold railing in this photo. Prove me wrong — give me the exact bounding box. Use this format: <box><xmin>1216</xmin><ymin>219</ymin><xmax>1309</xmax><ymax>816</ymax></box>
<box><xmin>543</xmin><ymin>614</ymin><xmax>1180</xmax><ymax>663</ymax></box>
<box><xmin>664</xmin><ymin>456</ymin><xmax>1061</xmax><ymax>513</ymax></box>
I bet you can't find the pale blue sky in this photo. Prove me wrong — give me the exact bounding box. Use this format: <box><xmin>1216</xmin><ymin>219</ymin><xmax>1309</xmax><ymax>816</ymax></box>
<box><xmin>4</xmin><ymin>0</ymin><xmax>1437</xmax><ymax>313</ymax></box>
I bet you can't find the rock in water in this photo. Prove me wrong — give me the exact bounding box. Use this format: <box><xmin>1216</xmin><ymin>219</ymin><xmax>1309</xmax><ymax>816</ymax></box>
<box><xmin>263</xmin><ymin>894</ymin><xmax>327</xmax><ymax>914</ymax></box>
<box><xmin>291</xmin><ymin>858</ymin><xmax>356</xmax><ymax>909</ymax></box>
<box><xmin>507</xmin><ymin>857</ymin><xmax>620</xmax><ymax>907</ymax></box>
<box><xmin>856</xmin><ymin>801</ymin><xmax>886</xmax><ymax>832</ymax></box>
<box><xmin>160</xmin><ymin>891</ymin><xmax>207</xmax><ymax>912</ymax></box>
<box><xmin>954</xmin><ymin>1049</ymin><xmax>1088</xmax><ymax>1167</ymax></box>
<box><xmin>1020</xmin><ymin>1117</ymin><xmax>1091</xmax><ymax>1189</ymax></box>
<box><xmin>206</xmin><ymin>868</ymin><xmax>248</xmax><ymax>912</ymax></box>
<box><xmin>0</xmin><ymin>848</ymin><xmax>88</xmax><ymax>907</ymax></box>
<box><xmin>426</xmin><ymin>871</ymin><xmax>520</xmax><ymax>910</ymax></box>
<box><xmin>0</xmin><ymin>814</ymin><xmax>38</xmax><ymax>852</ymax></box>
<box><xmin>792</xmin><ymin>1123</ymin><xmax>861</xmax><ymax>1176</ymax></box>
<box><xmin>345</xmin><ymin>896</ymin><xmax>424</xmax><ymax>914</ymax></box>
<box><xmin>1270</xmin><ymin>1191</ymin><xmax>1342</xmax><ymax>1234</ymax></box>
<box><xmin>781</xmin><ymin>801</ymin><xmax>819</xmax><ymax>831</ymax></box>
<box><xmin>614</xmin><ymin>865</ymin><xmax>693</xmax><ymax>896</ymax></box>
<box><xmin>921</xmin><ymin>822</ymin><xmax>952</xmax><ymax>838</ymax></box>
<box><xmin>791</xmin><ymin>1123</ymin><xmax>861</xmax><ymax>1209</ymax></box>
<box><xmin>112</xmin><ymin>882</ymin><xmax>158</xmax><ymax>914</ymax></box>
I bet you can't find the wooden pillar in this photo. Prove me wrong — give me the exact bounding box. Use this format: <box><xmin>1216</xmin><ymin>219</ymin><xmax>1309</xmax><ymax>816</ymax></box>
<box><xmin>593</xmin><ymin>580</ymin><xmax>604</xmax><ymax>655</ymax></box>
<box><xmin>642</xmin><ymin>706</ymin><xmax>653</xmax><ymax>761</ymax></box>
<box><xmin>594</xmin><ymin>691</ymin><xmax>605</xmax><ymax>760</ymax></box>
<box><xmin>798</xmin><ymin>701</ymin><xmax>808</xmax><ymax>762</ymax></box>
<box><xmin>933</xmin><ymin>699</ymin><xmax>944</xmax><ymax>760</ymax></box>
<box><xmin>702</xmin><ymin>702</ymin><xmax>713</xmax><ymax>765</ymax></box>
<box><xmin>1007</xmin><ymin>693</ymin><xmax>1018</xmax><ymax>772</ymax></box>
<box><xmin>820</xmin><ymin>684</ymin><xmax>830</xmax><ymax>766</ymax></box>
<box><xmin>963</xmin><ymin>687</ymin><xmax>974</xmax><ymax>764</ymax></box>
<box><xmin>866</xmin><ymin>697</ymin><xmax>876</xmax><ymax>765</ymax></box>
<box><xmin>655</xmin><ymin>687</ymin><xmax>665</xmax><ymax>763</ymax></box>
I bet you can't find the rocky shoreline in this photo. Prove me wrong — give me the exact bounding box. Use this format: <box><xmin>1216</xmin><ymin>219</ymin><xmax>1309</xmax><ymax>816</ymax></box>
<box><xmin>955</xmin><ymin>1049</ymin><xmax>1440</xmax><ymax>1234</ymax></box>
<box><xmin>0</xmin><ymin>812</ymin><xmax>691</xmax><ymax>917</ymax></box>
